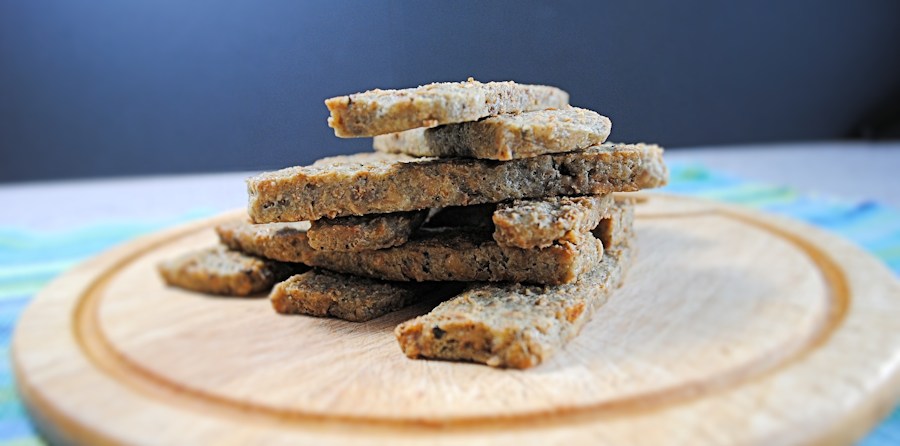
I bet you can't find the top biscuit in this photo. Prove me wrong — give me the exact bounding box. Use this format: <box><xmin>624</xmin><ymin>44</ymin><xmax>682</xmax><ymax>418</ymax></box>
<box><xmin>325</xmin><ymin>78</ymin><xmax>569</xmax><ymax>137</ymax></box>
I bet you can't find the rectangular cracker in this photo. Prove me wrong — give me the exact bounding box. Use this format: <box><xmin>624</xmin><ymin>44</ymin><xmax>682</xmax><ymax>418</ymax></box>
<box><xmin>216</xmin><ymin>221</ymin><xmax>314</xmax><ymax>263</ymax></box>
<box><xmin>394</xmin><ymin>214</ymin><xmax>635</xmax><ymax>369</ymax></box>
<box><xmin>270</xmin><ymin>269</ymin><xmax>461</xmax><ymax>322</ymax></box>
<box><xmin>157</xmin><ymin>246</ymin><xmax>304</xmax><ymax>296</ymax></box>
<box><xmin>247</xmin><ymin>143</ymin><xmax>667</xmax><ymax>222</ymax></box>
<box><xmin>308</xmin><ymin>228</ymin><xmax>603</xmax><ymax>285</ymax></box>
<box><xmin>493</xmin><ymin>195</ymin><xmax>614</xmax><ymax>249</ymax></box>
<box><xmin>307</xmin><ymin>210</ymin><xmax>427</xmax><ymax>251</ymax></box>
<box><xmin>325</xmin><ymin>79</ymin><xmax>569</xmax><ymax>137</ymax></box>
<box><xmin>373</xmin><ymin>107</ymin><xmax>611</xmax><ymax>160</ymax></box>
<box><xmin>216</xmin><ymin>222</ymin><xmax>603</xmax><ymax>285</ymax></box>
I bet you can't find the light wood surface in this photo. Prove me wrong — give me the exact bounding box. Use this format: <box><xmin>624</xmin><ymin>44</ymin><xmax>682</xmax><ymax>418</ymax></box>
<box><xmin>12</xmin><ymin>194</ymin><xmax>900</xmax><ymax>445</ymax></box>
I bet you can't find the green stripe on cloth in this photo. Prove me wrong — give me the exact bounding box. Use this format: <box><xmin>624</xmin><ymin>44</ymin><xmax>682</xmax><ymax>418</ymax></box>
<box><xmin>0</xmin><ymin>165</ymin><xmax>899</xmax><ymax>444</ymax></box>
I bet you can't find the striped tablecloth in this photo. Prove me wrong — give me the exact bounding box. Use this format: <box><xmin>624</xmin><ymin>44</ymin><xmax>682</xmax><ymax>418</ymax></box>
<box><xmin>1</xmin><ymin>164</ymin><xmax>899</xmax><ymax>445</ymax></box>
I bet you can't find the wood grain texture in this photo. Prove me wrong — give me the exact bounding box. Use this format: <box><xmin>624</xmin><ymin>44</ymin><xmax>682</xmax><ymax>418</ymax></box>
<box><xmin>12</xmin><ymin>194</ymin><xmax>900</xmax><ymax>446</ymax></box>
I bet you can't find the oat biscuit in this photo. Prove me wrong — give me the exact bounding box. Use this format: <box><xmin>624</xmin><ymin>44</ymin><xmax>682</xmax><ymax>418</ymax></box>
<box><xmin>247</xmin><ymin>143</ymin><xmax>667</xmax><ymax>223</ymax></box>
<box><xmin>217</xmin><ymin>221</ymin><xmax>603</xmax><ymax>285</ymax></box>
<box><xmin>158</xmin><ymin>246</ymin><xmax>302</xmax><ymax>296</ymax></box>
<box><xmin>270</xmin><ymin>269</ymin><xmax>458</xmax><ymax>322</ymax></box>
<box><xmin>215</xmin><ymin>221</ymin><xmax>314</xmax><ymax>263</ymax></box>
<box><xmin>395</xmin><ymin>237</ymin><xmax>634</xmax><ymax>369</ymax></box>
<box><xmin>307</xmin><ymin>210</ymin><xmax>427</xmax><ymax>252</ymax></box>
<box><xmin>493</xmin><ymin>195</ymin><xmax>614</xmax><ymax>249</ymax></box>
<box><xmin>374</xmin><ymin>107</ymin><xmax>611</xmax><ymax>160</ymax></box>
<box><xmin>326</xmin><ymin>79</ymin><xmax>569</xmax><ymax>137</ymax></box>
<box><xmin>307</xmin><ymin>228</ymin><xmax>603</xmax><ymax>285</ymax></box>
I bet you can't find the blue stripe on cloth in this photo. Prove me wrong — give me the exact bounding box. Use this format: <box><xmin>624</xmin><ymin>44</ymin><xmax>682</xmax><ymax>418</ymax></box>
<box><xmin>1</xmin><ymin>167</ymin><xmax>900</xmax><ymax>444</ymax></box>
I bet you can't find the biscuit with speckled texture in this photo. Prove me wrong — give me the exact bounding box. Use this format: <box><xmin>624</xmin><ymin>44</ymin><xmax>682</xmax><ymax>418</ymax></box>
<box><xmin>215</xmin><ymin>221</ymin><xmax>313</xmax><ymax>263</ymax></box>
<box><xmin>306</xmin><ymin>228</ymin><xmax>603</xmax><ymax>285</ymax></box>
<box><xmin>247</xmin><ymin>143</ymin><xmax>666</xmax><ymax>223</ymax></box>
<box><xmin>307</xmin><ymin>210</ymin><xmax>427</xmax><ymax>252</ymax></box>
<box><xmin>374</xmin><ymin>107</ymin><xmax>610</xmax><ymax>160</ymax></box>
<box><xmin>394</xmin><ymin>206</ymin><xmax>634</xmax><ymax>369</ymax></box>
<box><xmin>394</xmin><ymin>247</ymin><xmax>631</xmax><ymax>369</ymax></box>
<box><xmin>270</xmin><ymin>269</ymin><xmax>459</xmax><ymax>322</ymax></box>
<box><xmin>326</xmin><ymin>79</ymin><xmax>568</xmax><ymax>137</ymax></box>
<box><xmin>158</xmin><ymin>246</ymin><xmax>303</xmax><ymax>296</ymax></box>
<box><xmin>493</xmin><ymin>195</ymin><xmax>614</xmax><ymax>249</ymax></box>
<box><xmin>217</xmin><ymin>222</ymin><xmax>602</xmax><ymax>285</ymax></box>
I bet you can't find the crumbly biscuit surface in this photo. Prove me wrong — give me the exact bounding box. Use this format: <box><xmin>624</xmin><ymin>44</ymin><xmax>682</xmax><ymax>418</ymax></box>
<box><xmin>158</xmin><ymin>246</ymin><xmax>301</xmax><ymax>296</ymax></box>
<box><xmin>395</xmin><ymin>245</ymin><xmax>632</xmax><ymax>368</ymax></box>
<box><xmin>493</xmin><ymin>195</ymin><xmax>614</xmax><ymax>249</ymax></box>
<box><xmin>307</xmin><ymin>210</ymin><xmax>427</xmax><ymax>251</ymax></box>
<box><xmin>326</xmin><ymin>79</ymin><xmax>569</xmax><ymax>137</ymax></box>
<box><xmin>270</xmin><ymin>269</ymin><xmax>453</xmax><ymax>322</ymax></box>
<box><xmin>218</xmin><ymin>222</ymin><xmax>602</xmax><ymax>285</ymax></box>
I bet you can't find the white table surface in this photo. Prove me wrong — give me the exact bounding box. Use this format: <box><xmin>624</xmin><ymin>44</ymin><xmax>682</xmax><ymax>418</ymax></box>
<box><xmin>1</xmin><ymin>141</ymin><xmax>898</xmax><ymax>232</ymax></box>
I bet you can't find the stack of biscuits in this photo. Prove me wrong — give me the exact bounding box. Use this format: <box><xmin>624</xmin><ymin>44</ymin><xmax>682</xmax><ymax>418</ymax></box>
<box><xmin>159</xmin><ymin>79</ymin><xmax>668</xmax><ymax>368</ymax></box>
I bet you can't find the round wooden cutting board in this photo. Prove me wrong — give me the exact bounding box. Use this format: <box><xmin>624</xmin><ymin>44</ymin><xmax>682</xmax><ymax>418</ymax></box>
<box><xmin>12</xmin><ymin>194</ymin><xmax>900</xmax><ymax>445</ymax></box>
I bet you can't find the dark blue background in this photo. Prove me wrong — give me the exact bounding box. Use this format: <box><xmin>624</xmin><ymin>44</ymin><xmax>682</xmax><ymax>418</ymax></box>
<box><xmin>2</xmin><ymin>1</ymin><xmax>899</xmax><ymax>182</ymax></box>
